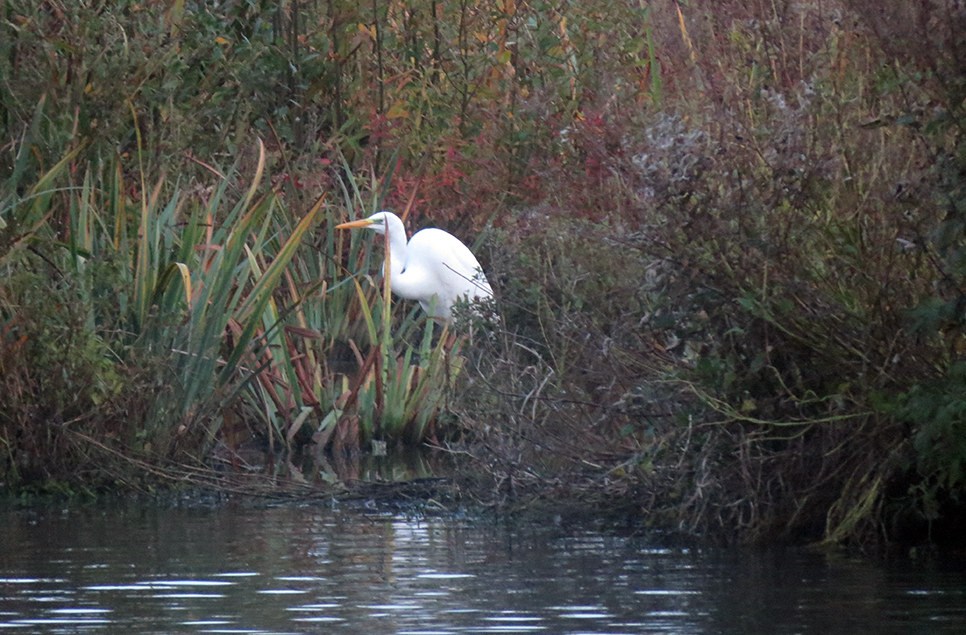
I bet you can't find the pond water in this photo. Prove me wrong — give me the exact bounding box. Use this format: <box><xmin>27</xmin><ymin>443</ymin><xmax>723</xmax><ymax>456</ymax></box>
<box><xmin>0</xmin><ymin>502</ymin><xmax>964</xmax><ymax>634</ymax></box>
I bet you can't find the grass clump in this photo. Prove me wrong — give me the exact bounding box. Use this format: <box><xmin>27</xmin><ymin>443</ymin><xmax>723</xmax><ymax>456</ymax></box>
<box><xmin>0</xmin><ymin>113</ymin><xmax>467</xmax><ymax>492</ymax></box>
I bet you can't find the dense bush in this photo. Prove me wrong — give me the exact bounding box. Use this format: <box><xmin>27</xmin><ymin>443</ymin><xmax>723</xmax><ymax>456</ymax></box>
<box><xmin>453</xmin><ymin>0</ymin><xmax>966</xmax><ymax>545</ymax></box>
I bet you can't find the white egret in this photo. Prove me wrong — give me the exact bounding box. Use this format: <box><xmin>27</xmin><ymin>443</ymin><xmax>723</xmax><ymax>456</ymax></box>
<box><xmin>336</xmin><ymin>211</ymin><xmax>492</xmax><ymax>321</ymax></box>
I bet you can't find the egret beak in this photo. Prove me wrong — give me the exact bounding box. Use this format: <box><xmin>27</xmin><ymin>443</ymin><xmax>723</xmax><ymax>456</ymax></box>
<box><xmin>335</xmin><ymin>218</ymin><xmax>374</xmax><ymax>230</ymax></box>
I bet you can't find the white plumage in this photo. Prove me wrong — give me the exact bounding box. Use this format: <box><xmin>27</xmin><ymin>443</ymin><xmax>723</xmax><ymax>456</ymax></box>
<box><xmin>336</xmin><ymin>211</ymin><xmax>492</xmax><ymax>321</ymax></box>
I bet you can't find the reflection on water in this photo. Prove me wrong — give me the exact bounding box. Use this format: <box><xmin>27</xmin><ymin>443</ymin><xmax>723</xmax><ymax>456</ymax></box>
<box><xmin>0</xmin><ymin>504</ymin><xmax>964</xmax><ymax>634</ymax></box>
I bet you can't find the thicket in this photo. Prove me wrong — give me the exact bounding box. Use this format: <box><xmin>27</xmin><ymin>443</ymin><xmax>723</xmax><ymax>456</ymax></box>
<box><xmin>1</xmin><ymin>0</ymin><xmax>965</xmax><ymax>547</ymax></box>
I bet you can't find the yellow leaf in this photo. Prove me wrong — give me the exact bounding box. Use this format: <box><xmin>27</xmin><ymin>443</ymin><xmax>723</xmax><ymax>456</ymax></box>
<box><xmin>215</xmin><ymin>36</ymin><xmax>228</xmax><ymax>45</ymax></box>
<box><xmin>386</xmin><ymin>104</ymin><xmax>409</xmax><ymax>119</ymax></box>
<box><xmin>474</xmin><ymin>32</ymin><xmax>488</xmax><ymax>43</ymax></box>
<box><xmin>174</xmin><ymin>262</ymin><xmax>192</xmax><ymax>307</ymax></box>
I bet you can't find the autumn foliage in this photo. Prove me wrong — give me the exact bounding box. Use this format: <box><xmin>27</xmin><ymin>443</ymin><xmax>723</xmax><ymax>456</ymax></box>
<box><xmin>2</xmin><ymin>0</ymin><xmax>966</xmax><ymax>547</ymax></box>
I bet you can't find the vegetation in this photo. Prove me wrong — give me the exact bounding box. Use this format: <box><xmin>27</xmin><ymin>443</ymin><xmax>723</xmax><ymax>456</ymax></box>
<box><xmin>2</xmin><ymin>0</ymin><xmax>966</xmax><ymax>548</ymax></box>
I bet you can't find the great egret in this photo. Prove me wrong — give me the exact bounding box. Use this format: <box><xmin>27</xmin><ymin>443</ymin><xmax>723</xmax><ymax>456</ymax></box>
<box><xmin>336</xmin><ymin>211</ymin><xmax>493</xmax><ymax>321</ymax></box>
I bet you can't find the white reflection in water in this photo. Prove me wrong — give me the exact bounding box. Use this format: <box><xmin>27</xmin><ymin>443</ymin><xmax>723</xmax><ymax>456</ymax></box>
<box><xmin>287</xmin><ymin>602</ymin><xmax>341</xmax><ymax>610</ymax></box>
<box><xmin>213</xmin><ymin>572</ymin><xmax>260</xmax><ymax>578</ymax></box>
<box><xmin>147</xmin><ymin>579</ymin><xmax>236</xmax><ymax>586</ymax></box>
<box><xmin>47</xmin><ymin>607</ymin><xmax>111</xmax><ymax>614</ymax></box>
<box><xmin>419</xmin><ymin>572</ymin><xmax>476</xmax><ymax>579</ymax></box>
<box><xmin>182</xmin><ymin>620</ymin><xmax>234</xmax><ymax>625</ymax></box>
<box><xmin>465</xmin><ymin>627</ymin><xmax>546</xmax><ymax>633</ymax></box>
<box><xmin>4</xmin><ymin>617</ymin><xmax>112</xmax><ymax>625</ymax></box>
<box><xmin>155</xmin><ymin>592</ymin><xmax>225</xmax><ymax>598</ymax></box>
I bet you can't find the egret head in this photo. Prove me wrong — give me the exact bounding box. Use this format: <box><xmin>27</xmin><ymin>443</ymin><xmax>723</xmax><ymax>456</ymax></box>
<box><xmin>335</xmin><ymin>211</ymin><xmax>394</xmax><ymax>236</ymax></box>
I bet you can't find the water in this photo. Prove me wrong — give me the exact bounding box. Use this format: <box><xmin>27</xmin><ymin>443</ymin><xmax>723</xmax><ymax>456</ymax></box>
<box><xmin>0</xmin><ymin>503</ymin><xmax>964</xmax><ymax>634</ymax></box>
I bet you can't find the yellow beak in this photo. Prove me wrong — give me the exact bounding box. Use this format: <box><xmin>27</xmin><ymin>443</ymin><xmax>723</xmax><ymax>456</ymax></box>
<box><xmin>335</xmin><ymin>218</ymin><xmax>374</xmax><ymax>230</ymax></box>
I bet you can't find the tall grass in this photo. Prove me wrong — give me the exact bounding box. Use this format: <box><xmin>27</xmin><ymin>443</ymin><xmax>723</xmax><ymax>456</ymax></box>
<box><xmin>0</xmin><ymin>101</ymin><xmax>463</xmax><ymax>487</ymax></box>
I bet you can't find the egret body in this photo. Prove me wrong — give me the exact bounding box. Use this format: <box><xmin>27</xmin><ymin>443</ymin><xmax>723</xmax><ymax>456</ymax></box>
<box><xmin>336</xmin><ymin>211</ymin><xmax>492</xmax><ymax>321</ymax></box>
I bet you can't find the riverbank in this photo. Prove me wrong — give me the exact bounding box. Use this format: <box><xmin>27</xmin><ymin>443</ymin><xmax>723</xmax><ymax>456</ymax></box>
<box><xmin>3</xmin><ymin>0</ymin><xmax>966</xmax><ymax>549</ymax></box>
